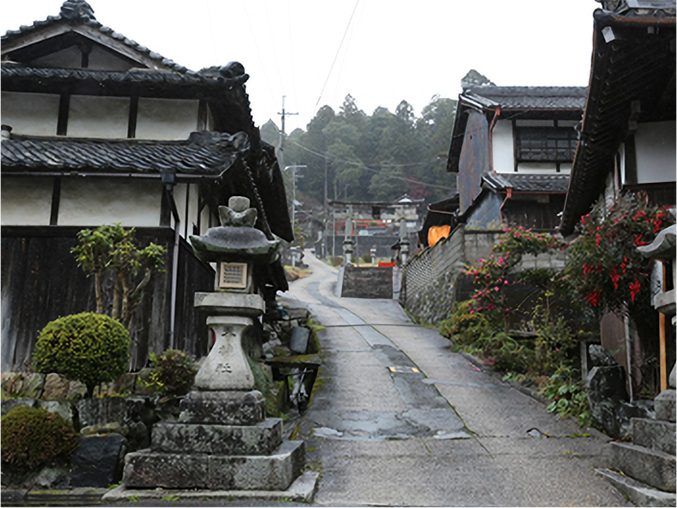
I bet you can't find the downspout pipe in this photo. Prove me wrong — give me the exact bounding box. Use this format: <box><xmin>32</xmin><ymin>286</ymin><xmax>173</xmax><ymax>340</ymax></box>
<box><xmin>500</xmin><ymin>187</ymin><xmax>513</xmax><ymax>226</ymax></box>
<box><xmin>161</xmin><ymin>168</ymin><xmax>180</xmax><ymax>351</ymax></box>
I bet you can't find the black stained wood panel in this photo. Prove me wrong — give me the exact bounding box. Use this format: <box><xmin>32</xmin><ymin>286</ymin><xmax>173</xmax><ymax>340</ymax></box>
<box><xmin>1</xmin><ymin>227</ymin><xmax>214</xmax><ymax>372</ymax></box>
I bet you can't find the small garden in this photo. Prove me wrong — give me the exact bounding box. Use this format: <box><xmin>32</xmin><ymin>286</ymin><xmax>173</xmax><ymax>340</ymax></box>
<box><xmin>1</xmin><ymin>224</ymin><xmax>322</xmax><ymax>491</ymax></box>
<box><xmin>438</xmin><ymin>192</ymin><xmax>674</xmax><ymax>430</ymax></box>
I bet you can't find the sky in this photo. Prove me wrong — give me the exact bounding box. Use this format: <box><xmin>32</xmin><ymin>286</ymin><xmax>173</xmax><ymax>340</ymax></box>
<box><xmin>1</xmin><ymin>0</ymin><xmax>599</xmax><ymax>133</ymax></box>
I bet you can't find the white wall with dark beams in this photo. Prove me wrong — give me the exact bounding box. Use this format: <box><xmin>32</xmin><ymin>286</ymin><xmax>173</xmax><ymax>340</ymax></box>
<box><xmin>2</xmin><ymin>92</ymin><xmax>201</xmax><ymax>140</ymax></box>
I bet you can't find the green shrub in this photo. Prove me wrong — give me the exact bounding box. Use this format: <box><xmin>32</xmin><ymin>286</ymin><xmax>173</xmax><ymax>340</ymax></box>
<box><xmin>360</xmin><ymin>252</ymin><xmax>372</xmax><ymax>264</ymax></box>
<box><xmin>1</xmin><ymin>406</ymin><xmax>78</xmax><ymax>472</ymax></box>
<box><xmin>540</xmin><ymin>366</ymin><xmax>591</xmax><ymax>427</ymax></box>
<box><xmin>142</xmin><ymin>349</ymin><xmax>197</xmax><ymax>397</ymax></box>
<box><xmin>439</xmin><ymin>300</ymin><xmax>493</xmax><ymax>347</ymax></box>
<box><xmin>33</xmin><ymin>312</ymin><xmax>130</xmax><ymax>397</ymax></box>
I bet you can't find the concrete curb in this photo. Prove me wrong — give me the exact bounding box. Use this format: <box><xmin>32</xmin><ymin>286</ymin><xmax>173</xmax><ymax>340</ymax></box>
<box><xmin>1</xmin><ymin>487</ymin><xmax>109</xmax><ymax>506</ymax></box>
<box><xmin>102</xmin><ymin>470</ymin><xmax>320</xmax><ymax>504</ymax></box>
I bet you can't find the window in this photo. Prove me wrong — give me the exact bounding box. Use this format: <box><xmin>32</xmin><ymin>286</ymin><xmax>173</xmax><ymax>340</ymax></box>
<box><xmin>514</xmin><ymin>127</ymin><xmax>577</xmax><ymax>162</ymax></box>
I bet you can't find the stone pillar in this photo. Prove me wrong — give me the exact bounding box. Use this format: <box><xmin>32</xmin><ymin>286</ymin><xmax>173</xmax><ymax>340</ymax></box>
<box><xmin>343</xmin><ymin>217</ymin><xmax>355</xmax><ymax>265</ymax></box>
<box><xmin>638</xmin><ymin>224</ymin><xmax>675</xmax><ymax>421</ymax></box>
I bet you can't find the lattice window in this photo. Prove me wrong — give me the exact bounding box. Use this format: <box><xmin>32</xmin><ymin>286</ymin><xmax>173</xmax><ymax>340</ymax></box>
<box><xmin>514</xmin><ymin>127</ymin><xmax>577</xmax><ymax>162</ymax></box>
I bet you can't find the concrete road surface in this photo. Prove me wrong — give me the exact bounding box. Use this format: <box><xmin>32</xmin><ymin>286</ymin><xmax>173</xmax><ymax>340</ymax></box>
<box><xmin>280</xmin><ymin>251</ymin><xmax>628</xmax><ymax>507</ymax></box>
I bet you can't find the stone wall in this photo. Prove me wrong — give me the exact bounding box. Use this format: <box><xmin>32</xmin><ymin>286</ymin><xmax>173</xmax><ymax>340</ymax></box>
<box><xmin>400</xmin><ymin>225</ymin><xmax>567</xmax><ymax>325</ymax></box>
<box><xmin>338</xmin><ymin>265</ymin><xmax>393</xmax><ymax>299</ymax></box>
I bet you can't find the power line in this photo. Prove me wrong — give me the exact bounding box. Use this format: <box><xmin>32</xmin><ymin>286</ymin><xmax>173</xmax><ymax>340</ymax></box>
<box><xmin>313</xmin><ymin>0</ymin><xmax>361</xmax><ymax>115</ymax></box>
<box><xmin>290</xmin><ymin>140</ymin><xmax>455</xmax><ymax>191</ymax></box>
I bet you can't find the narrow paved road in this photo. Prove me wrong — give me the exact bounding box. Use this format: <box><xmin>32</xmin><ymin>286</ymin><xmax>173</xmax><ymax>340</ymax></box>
<box><xmin>280</xmin><ymin>251</ymin><xmax>628</xmax><ymax>507</ymax></box>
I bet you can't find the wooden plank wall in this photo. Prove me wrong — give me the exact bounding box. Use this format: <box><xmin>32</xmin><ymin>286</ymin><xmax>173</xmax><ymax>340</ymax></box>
<box><xmin>1</xmin><ymin>226</ymin><xmax>213</xmax><ymax>372</ymax></box>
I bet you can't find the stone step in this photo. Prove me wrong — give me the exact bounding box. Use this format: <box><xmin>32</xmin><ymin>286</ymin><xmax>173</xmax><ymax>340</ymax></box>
<box><xmin>151</xmin><ymin>418</ymin><xmax>283</xmax><ymax>456</ymax></box>
<box><xmin>655</xmin><ymin>389</ymin><xmax>675</xmax><ymax>422</ymax></box>
<box><xmin>632</xmin><ymin>418</ymin><xmax>676</xmax><ymax>456</ymax></box>
<box><xmin>596</xmin><ymin>468</ymin><xmax>676</xmax><ymax>507</ymax></box>
<box><xmin>610</xmin><ymin>441</ymin><xmax>676</xmax><ymax>492</ymax></box>
<box><xmin>123</xmin><ymin>440</ymin><xmax>305</xmax><ymax>491</ymax></box>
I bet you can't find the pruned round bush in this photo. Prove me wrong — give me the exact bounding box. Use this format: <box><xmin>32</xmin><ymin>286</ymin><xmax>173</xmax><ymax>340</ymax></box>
<box><xmin>1</xmin><ymin>406</ymin><xmax>78</xmax><ymax>472</ymax></box>
<box><xmin>33</xmin><ymin>312</ymin><xmax>130</xmax><ymax>396</ymax></box>
<box><xmin>143</xmin><ymin>349</ymin><xmax>197</xmax><ymax>396</ymax></box>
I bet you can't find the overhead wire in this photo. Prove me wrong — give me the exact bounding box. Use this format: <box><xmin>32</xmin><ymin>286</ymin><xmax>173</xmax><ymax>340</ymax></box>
<box><xmin>290</xmin><ymin>140</ymin><xmax>455</xmax><ymax>191</ymax></box>
<box><xmin>312</xmin><ymin>0</ymin><xmax>361</xmax><ymax>116</ymax></box>
<box><xmin>241</xmin><ymin>1</ymin><xmax>277</xmax><ymax>106</ymax></box>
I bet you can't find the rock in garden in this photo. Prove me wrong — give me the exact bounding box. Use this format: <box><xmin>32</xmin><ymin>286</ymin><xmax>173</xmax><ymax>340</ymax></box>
<box><xmin>70</xmin><ymin>434</ymin><xmax>125</xmax><ymax>487</ymax></box>
<box><xmin>42</xmin><ymin>373</ymin><xmax>70</xmax><ymax>400</ymax></box>
<box><xmin>588</xmin><ymin>344</ymin><xmax>618</xmax><ymax>367</ymax></box>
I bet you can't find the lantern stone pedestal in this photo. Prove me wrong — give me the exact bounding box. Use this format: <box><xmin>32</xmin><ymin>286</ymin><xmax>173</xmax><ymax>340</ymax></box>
<box><xmin>105</xmin><ymin>197</ymin><xmax>318</xmax><ymax>503</ymax></box>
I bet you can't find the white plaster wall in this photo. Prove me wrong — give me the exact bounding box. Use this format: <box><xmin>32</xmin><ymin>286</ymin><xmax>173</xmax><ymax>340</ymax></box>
<box><xmin>1</xmin><ymin>92</ymin><xmax>59</xmax><ymax>136</ymax></box>
<box><xmin>136</xmin><ymin>99</ymin><xmax>199</xmax><ymax>140</ymax></box>
<box><xmin>492</xmin><ymin>120</ymin><xmax>514</xmax><ymax>173</ymax></box>
<box><xmin>635</xmin><ymin>121</ymin><xmax>676</xmax><ymax>184</ymax></box>
<box><xmin>31</xmin><ymin>46</ymin><xmax>81</xmax><ymax>68</ymax></box>
<box><xmin>516</xmin><ymin>162</ymin><xmax>563</xmax><ymax>173</ymax></box>
<box><xmin>187</xmin><ymin>184</ymin><xmax>200</xmax><ymax>236</ymax></box>
<box><xmin>173</xmin><ymin>183</ymin><xmax>188</xmax><ymax>236</ymax></box>
<box><xmin>58</xmin><ymin>179</ymin><xmax>162</xmax><ymax>226</ymax></box>
<box><xmin>200</xmin><ymin>205</ymin><xmax>212</xmax><ymax>235</ymax></box>
<box><xmin>68</xmin><ymin>95</ymin><xmax>130</xmax><ymax>138</ymax></box>
<box><xmin>1</xmin><ymin>177</ymin><xmax>53</xmax><ymax>225</ymax></box>
<box><xmin>88</xmin><ymin>46</ymin><xmax>134</xmax><ymax>71</ymax></box>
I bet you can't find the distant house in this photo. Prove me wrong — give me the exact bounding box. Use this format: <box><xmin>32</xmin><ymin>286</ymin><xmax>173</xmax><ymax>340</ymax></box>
<box><xmin>1</xmin><ymin>0</ymin><xmax>292</xmax><ymax>371</ymax></box>
<box><xmin>559</xmin><ymin>2</ymin><xmax>675</xmax><ymax>387</ymax></box>
<box><xmin>447</xmin><ymin>85</ymin><xmax>586</xmax><ymax>231</ymax></box>
<box><xmin>403</xmin><ymin>85</ymin><xmax>585</xmax><ymax>323</ymax></box>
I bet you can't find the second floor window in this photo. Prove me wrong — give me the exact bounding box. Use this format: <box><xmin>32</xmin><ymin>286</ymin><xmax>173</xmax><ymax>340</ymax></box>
<box><xmin>514</xmin><ymin>127</ymin><xmax>577</xmax><ymax>162</ymax></box>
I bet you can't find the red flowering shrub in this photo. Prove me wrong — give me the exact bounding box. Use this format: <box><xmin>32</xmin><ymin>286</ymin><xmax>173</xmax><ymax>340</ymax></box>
<box><xmin>564</xmin><ymin>192</ymin><xmax>673</xmax><ymax>316</ymax></box>
<box><xmin>464</xmin><ymin>227</ymin><xmax>566</xmax><ymax>330</ymax></box>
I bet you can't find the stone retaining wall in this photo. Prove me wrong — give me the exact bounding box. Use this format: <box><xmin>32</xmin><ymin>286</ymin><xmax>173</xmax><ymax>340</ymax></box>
<box><xmin>338</xmin><ymin>265</ymin><xmax>393</xmax><ymax>299</ymax></box>
<box><xmin>401</xmin><ymin>225</ymin><xmax>567</xmax><ymax>325</ymax></box>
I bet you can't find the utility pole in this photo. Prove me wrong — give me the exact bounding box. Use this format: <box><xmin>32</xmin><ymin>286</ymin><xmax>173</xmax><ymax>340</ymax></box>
<box><xmin>277</xmin><ymin>96</ymin><xmax>298</xmax><ymax>170</ymax></box>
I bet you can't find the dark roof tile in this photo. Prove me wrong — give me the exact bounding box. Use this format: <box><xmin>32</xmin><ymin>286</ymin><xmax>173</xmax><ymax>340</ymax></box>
<box><xmin>2</xmin><ymin>1</ymin><xmax>189</xmax><ymax>74</ymax></box>
<box><xmin>1</xmin><ymin>132</ymin><xmax>249</xmax><ymax>177</ymax></box>
<box><xmin>1</xmin><ymin>63</ymin><xmax>249</xmax><ymax>88</ymax></box>
<box><xmin>463</xmin><ymin>86</ymin><xmax>587</xmax><ymax>110</ymax></box>
<box><xmin>483</xmin><ymin>173</ymin><xmax>570</xmax><ymax>193</ymax></box>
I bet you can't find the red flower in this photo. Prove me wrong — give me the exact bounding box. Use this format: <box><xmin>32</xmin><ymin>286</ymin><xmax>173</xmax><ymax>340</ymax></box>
<box><xmin>585</xmin><ymin>291</ymin><xmax>600</xmax><ymax>307</ymax></box>
<box><xmin>610</xmin><ymin>267</ymin><xmax>620</xmax><ymax>290</ymax></box>
<box><xmin>633</xmin><ymin>235</ymin><xmax>646</xmax><ymax>246</ymax></box>
<box><xmin>629</xmin><ymin>280</ymin><xmax>641</xmax><ymax>302</ymax></box>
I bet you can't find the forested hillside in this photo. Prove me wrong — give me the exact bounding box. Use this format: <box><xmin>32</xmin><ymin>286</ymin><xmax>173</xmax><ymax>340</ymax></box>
<box><xmin>260</xmin><ymin>95</ymin><xmax>458</xmax><ymax>208</ymax></box>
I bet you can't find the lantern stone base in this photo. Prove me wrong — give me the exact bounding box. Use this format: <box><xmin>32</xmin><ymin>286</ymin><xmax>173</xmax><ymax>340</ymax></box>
<box><xmin>122</xmin><ymin>440</ymin><xmax>305</xmax><ymax>491</ymax></box>
<box><xmin>178</xmin><ymin>390</ymin><xmax>265</xmax><ymax>425</ymax></box>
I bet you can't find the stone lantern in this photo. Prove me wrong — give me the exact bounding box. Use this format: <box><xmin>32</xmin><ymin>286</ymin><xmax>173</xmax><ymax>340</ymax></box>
<box><xmin>116</xmin><ymin>196</ymin><xmax>316</xmax><ymax>500</ymax></box>
<box><xmin>188</xmin><ymin>195</ymin><xmax>279</xmax><ymax>393</ymax></box>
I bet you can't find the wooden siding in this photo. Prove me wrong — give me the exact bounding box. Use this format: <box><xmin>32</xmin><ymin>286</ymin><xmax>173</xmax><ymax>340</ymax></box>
<box><xmin>458</xmin><ymin>111</ymin><xmax>491</xmax><ymax>215</ymax></box>
<box><xmin>1</xmin><ymin>226</ymin><xmax>213</xmax><ymax>372</ymax></box>
<box><xmin>502</xmin><ymin>195</ymin><xmax>566</xmax><ymax>231</ymax></box>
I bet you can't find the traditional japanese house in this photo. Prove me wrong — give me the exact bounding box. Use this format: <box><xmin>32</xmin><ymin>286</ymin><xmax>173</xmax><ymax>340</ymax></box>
<box><xmin>559</xmin><ymin>0</ymin><xmax>675</xmax><ymax>396</ymax></box>
<box><xmin>447</xmin><ymin>85</ymin><xmax>587</xmax><ymax>231</ymax></box>
<box><xmin>1</xmin><ymin>0</ymin><xmax>292</xmax><ymax>371</ymax></box>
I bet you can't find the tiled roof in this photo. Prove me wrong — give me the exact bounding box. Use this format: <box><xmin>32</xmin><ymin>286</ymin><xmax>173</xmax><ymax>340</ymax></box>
<box><xmin>463</xmin><ymin>86</ymin><xmax>587</xmax><ymax>110</ymax></box>
<box><xmin>1</xmin><ymin>63</ymin><xmax>249</xmax><ymax>88</ymax></box>
<box><xmin>1</xmin><ymin>0</ymin><xmax>189</xmax><ymax>74</ymax></box>
<box><xmin>560</xmin><ymin>8</ymin><xmax>675</xmax><ymax>235</ymax></box>
<box><xmin>1</xmin><ymin>131</ymin><xmax>248</xmax><ymax>177</ymax></box>
<box><xmin>483</xmin><ymin>173</ymin><xmax>570</xmax><ymax>193</ymax></box>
